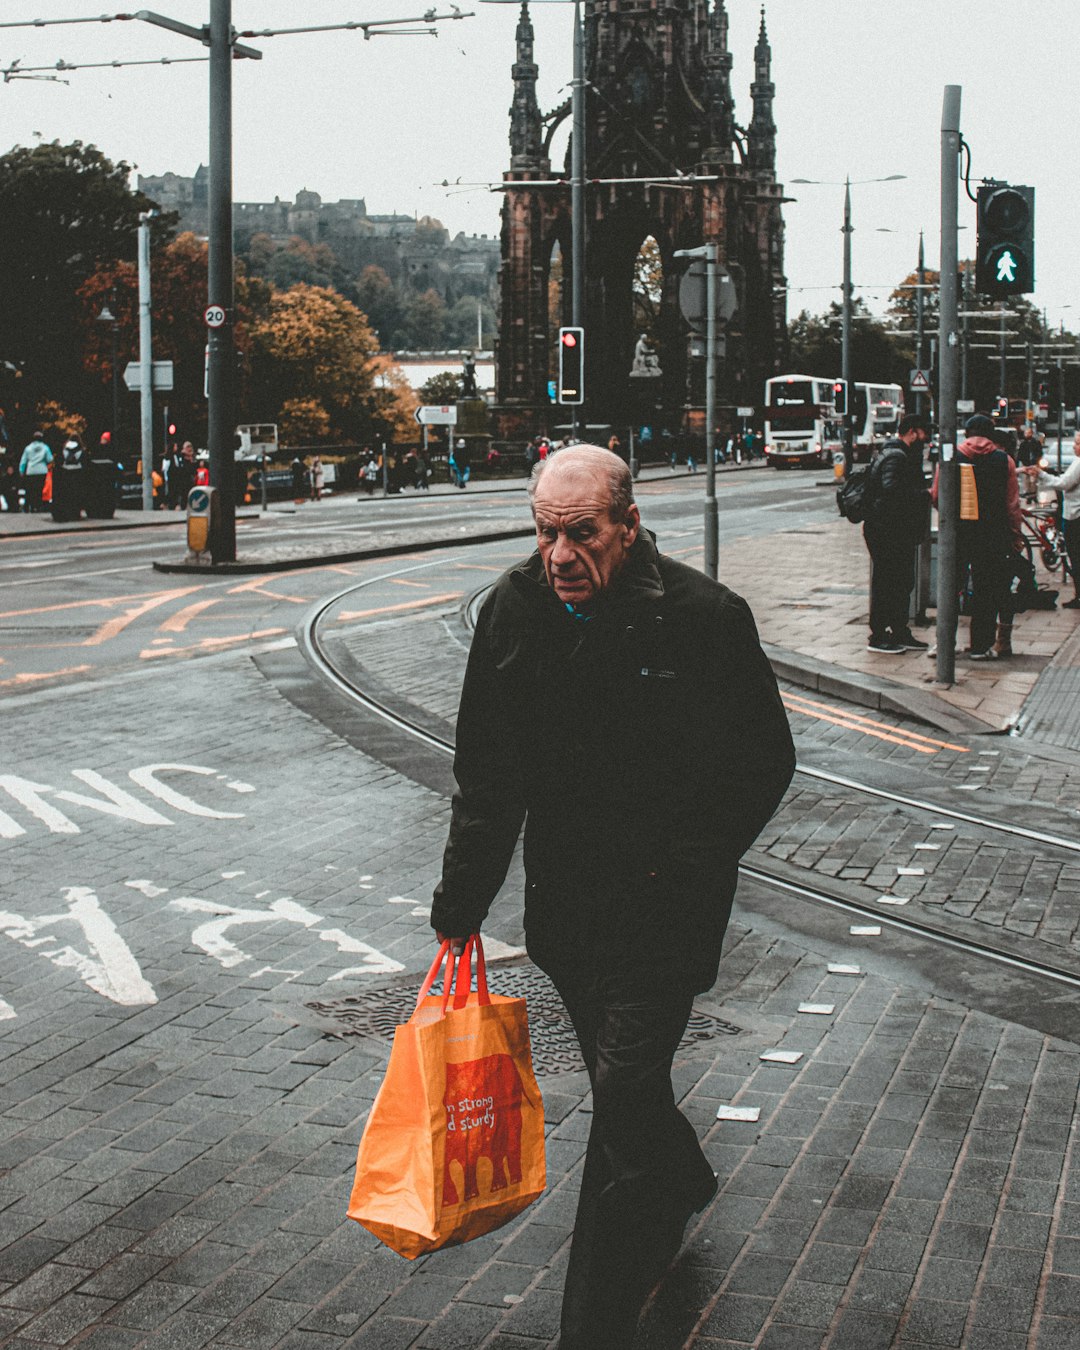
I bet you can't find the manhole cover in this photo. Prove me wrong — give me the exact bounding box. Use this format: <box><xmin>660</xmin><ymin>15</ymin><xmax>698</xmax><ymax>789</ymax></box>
<box><xmin>306</xmin><ymin>962</ymin><xmax>741</xmax><ymax>1078</ymax></box>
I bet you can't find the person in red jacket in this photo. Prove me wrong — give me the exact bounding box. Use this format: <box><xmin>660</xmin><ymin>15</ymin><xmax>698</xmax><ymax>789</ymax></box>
<box><xmin>932</xmin><ymin>413</ymin><xmax>1024</xmax><ymax>659</ymax></box>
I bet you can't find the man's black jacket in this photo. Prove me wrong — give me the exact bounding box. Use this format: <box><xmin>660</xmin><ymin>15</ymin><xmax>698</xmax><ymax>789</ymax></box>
<box><xmin>431</xmin><ymin>531</ymin><xmax>795</xmax><ymax>993</ymax></box>
<box><xmin>865</xmin><ymin>438</ymin><xmax>929</xmax><ymax>546</ymax></box>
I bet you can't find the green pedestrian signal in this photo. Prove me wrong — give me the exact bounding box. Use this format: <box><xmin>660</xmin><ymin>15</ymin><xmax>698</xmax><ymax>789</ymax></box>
<box><xmin>976</xmin><ymin>184</ymin><xmax>1034</xmax><ymax>297</ymax></box>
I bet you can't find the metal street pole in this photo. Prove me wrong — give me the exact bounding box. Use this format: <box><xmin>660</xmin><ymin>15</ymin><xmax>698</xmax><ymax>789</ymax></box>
<box><xmin>207</xmin><ymin>0</ymin><xmax>236</xmax><ymax>562</ymax></box>
<box><xmin>915</xmin><ymin>230</ymin><xmax>925</xmax><ymax>415</ymax></box>
<box><xmin>570</xmin><ymin>0</ymin><xmax>584</xmax><ymax>441</ymax></box>
<box><xmin>936</xmin><ymin>84</ymin><xmax>962</xmax><ymax>687</ymax></box>
<box><xmin>999</xmin><ymin>302</ymin><xmax>1007</xmax><ymax>400</ymax></box>
<box><xmin>137</xmin><ymin>213</ymin><xmax>154</xmax><ymax>512</ymax></box>
<box><xmin>704</xmin><ymin>244</ymin><xmax>718</xmax><ymax>580</ymax></box>
<box><xmin>841</xmin><ymin>179</ymin><xmax>853</xmax><ymax>475</ymax></box>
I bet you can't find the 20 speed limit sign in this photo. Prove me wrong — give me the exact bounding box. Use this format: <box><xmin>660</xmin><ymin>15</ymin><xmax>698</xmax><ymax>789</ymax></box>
<box><xmin>204</xmin><ymin>304</ymin><xmax>227</xmax><ymax>328</ymax></box>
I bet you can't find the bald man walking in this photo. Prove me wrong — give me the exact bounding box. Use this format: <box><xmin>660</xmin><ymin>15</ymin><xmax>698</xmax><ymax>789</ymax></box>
<box><xmin>433</xmin><ymin>446</ymin><xmax>795</xmax><ymax>1348</ymax></box>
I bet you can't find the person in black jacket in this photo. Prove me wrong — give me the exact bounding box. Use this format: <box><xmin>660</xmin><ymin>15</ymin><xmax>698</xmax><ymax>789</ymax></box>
<box><xmin>863</xmin><ymin>414</ymin><xmax>931</xmax><ymax>653</ymax></box>
<box><xmin>432</xmin><ymin>445</ymin><xmax>795</xmax><ymax>1350</ymax></box>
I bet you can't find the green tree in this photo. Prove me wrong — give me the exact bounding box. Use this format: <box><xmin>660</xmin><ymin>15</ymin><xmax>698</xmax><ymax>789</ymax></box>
<box><xmin>787</xmin><ymin>299</ymin><xmax>906</xmax><ymax>385</ymax></box>
<box><xmin>419</xmin><ymin>371</ymin><xmax>464</xmax><ymax>404</ymax></box>
<box><xmin>0</xmin><ymin>140</ymin><xmax>172</xmax><ymax>437</ymax></box>
<box><xmin>356</xmin><ymin>265</ymin><xmax>405</xmax><ymax>349</ymax></box>
<box><xmin>403</xmin><ymin>288</ymin><xmax>448</xmax><ymax>350</ymax></box>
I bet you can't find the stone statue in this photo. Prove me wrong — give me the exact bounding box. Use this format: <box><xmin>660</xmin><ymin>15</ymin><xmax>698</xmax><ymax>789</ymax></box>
<box><xmin>461</xmin><ymin>351</ymin><xmax>478</xmax><ymax>399</ymax></box>
<box><xmin>630</xmin><ymin>333</ymin><xmax>661</xmax><ymax>378</ymax></box>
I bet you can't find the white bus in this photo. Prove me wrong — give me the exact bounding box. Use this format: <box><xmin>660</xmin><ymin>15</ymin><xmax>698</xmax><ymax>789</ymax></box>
<box><xmin>763</xmin><ymin>374</ymin><xmax>843</xmax><ymax>468</ymax></box>
<box><xmin>851</xmin><ymin>383</ymin><xmax>904</xmax><ymax>463</ymax></box>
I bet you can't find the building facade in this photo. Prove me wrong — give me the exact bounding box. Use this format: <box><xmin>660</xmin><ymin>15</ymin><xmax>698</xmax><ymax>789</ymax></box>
<box><xmin>495</xmin><ymin>0</ymin><xmax>787</xmax><ymax>436</ymax></box>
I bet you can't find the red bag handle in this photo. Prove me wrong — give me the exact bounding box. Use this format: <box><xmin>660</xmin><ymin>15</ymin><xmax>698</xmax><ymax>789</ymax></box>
<box><xmin>413</xmin><ymin>934</ymin><xmax>490</xmax><ymax>1018</ymax></box>
<box><xmin>452</xmin><ymin>935</ymin><xmax>491</xmax><ymax>1010</ymax></box>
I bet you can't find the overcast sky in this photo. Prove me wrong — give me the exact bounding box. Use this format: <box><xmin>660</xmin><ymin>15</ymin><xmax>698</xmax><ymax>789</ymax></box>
<box><xmin>3</xmin><ymin>1</ymin><xmax>1077</xmax><ymax>340</ymax></box>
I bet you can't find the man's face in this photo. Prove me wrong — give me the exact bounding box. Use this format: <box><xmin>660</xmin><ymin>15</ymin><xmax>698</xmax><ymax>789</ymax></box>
<box><xmin>533</xmin><ymin>467</ymin><xmax>640</xmax><ymax>608</ymax></box>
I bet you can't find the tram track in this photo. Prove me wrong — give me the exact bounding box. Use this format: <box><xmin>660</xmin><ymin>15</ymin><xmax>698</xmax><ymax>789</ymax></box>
<box><xmin>299</xmin><ymin>567</ymin><xmax>1080</xmax><ymax>997</ymax></box>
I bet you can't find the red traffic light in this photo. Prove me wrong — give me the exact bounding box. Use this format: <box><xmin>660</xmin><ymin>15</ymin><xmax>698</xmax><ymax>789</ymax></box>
<box><xmin>561</xmin><ymin>332</ymin><xmax>578</xmax><ymax>348</ymax></box>
<box><xmin>168</xmin><ymin>423</ymin><xmax>177</xmax><ymax>436</ymax></box>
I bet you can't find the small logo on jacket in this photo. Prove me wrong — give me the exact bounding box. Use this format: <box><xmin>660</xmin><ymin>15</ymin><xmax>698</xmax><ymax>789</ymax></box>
<box><xmin>640</xmin><ymin>668</ymin><xmax>677</xmax><ymax>679</ymax></box>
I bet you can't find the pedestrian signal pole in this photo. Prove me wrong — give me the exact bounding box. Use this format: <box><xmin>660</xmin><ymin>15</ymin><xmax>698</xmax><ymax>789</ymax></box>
<box><xmin>936</xmin><ymin>85</ymin><xmax>962</xmax><ymax>687</ymax></box>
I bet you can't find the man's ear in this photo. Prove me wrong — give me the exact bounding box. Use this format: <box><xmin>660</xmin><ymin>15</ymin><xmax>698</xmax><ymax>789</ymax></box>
<box><xmin>623</xmin><ymin>503</ymin><xmax>641</xmax><ymax>548</ymax></box>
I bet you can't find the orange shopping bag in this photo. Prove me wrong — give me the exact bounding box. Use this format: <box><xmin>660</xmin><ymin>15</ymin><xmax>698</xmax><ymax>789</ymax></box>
<box><xmin>347</xmin><ymin>935</ymin><xmax>546</xmax><ymax>1259</ymax></box>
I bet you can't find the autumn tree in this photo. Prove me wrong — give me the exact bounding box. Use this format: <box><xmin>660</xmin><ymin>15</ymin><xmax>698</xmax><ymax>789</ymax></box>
<box><xmin>247</xmin><ymin>283</ymin><xmax>413</xmax><ymax>443</ymax></box>
<box><xmin>78</xmin><ymin>232</ymin><xmax>266</xmax><ymax>449</ymax></box>
<box><xmin>632</xmin><ymin>236</ymin><xmax>664</xmax><ymax>347</ymax></box>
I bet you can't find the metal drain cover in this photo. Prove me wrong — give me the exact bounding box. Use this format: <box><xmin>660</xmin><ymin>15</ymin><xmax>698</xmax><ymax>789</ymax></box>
<box><xmin>306</xmin><ymin>962</ymin><xmax>741</xmax><ymax>1078</ymax></box>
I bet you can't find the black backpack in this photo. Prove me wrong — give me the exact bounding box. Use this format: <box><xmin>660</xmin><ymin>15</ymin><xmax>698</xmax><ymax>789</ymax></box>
<box><xmin>836</xmin><ymin>466</ymin><xmax>875</xmax><ymax>523</ymax></box>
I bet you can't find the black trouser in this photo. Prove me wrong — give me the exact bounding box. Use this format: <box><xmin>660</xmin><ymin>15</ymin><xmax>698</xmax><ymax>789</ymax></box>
<box><xmin>547</xmin><ymin>967</ymin><xmax>714</xmax><ymax>1350</ymax></box>
<box><xmin>963</xmin><ymin>540</ymin><xmax>1013</xmax><ymax>652</ymax></box>
<box><xmin>1063</xmin><ymin>517</ymin><xmax>1080</xmax><ymax>592</ymax></box>
<box><xmin>864</xmin><ymin>526</ymin><xmax>915</xmax><ymax>641</ymax></box>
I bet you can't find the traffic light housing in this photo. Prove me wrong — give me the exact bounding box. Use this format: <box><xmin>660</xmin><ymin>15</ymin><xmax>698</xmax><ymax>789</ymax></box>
<box><xmin>831</xmin><ymin>380</ymin><xmax>846</xmax><ymax>415</ymax></box>
<box><xmin>557</xmin><ymin>327</ymin><xmax>584</xmax><ymax>405</ymax></box>
<box><xmin>976</xmin><ymin>183</ymin><xmax>1034</xmax><ymax>296</ymax></box>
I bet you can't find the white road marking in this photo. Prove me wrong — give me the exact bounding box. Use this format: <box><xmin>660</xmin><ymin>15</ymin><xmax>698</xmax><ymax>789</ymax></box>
<box><xmin>171</xmin><ymin>895</ymin><xmax>404</xmax><ymax>976</ymax></box>
<box><xmin>127</xmin><ymin>880</ymin><xmax>168</xmax><ymax>898</ymax></box>
<box><xmin>56</xmin><ymin>770</ymin><xmax>173</xmax><ymax>826</ymax></box>
<box><xmin>129</xmin><ymin>765</ymin><xmax>245</xmax><ymax>818</ymax></box>
<box><xmin>0</xmin><ymin>887</ymin><xmax>157</xmax><ymax>1006</ymax></box>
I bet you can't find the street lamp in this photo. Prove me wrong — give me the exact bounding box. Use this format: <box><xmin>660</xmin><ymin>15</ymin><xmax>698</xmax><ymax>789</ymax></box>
<box><xmin>96</xmin><ymin>299</ymin><xmax>120</xmax><ymax>449</ymax></box>
<box><xmin>790</xmin><ymin>175</ymin><xmax>906</xmax><ymax>473</ymax></box>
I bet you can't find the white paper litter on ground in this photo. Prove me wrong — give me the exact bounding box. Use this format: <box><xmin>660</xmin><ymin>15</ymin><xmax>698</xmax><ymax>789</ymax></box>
<box><xmin>897</xmin><ymin>867</ymin><xmax>925</xmax><ymax>876</ymax></box>
<box><xmin>760</xmin><ymin>1050</ymin><xmax>803</xmax><ymax>1064</ymax></box>
<box><xmin>716</xmin><ymin>1105</ymin><xmax>761</xmax><ymax>1121</ymax></box>
<box><xmin>914</xmin><ymin>843</ymin><xmax>940</xmax><ymax>851</ymax></box>
<box><xmin>850</xmin><ymin>924</ymin><xmax>882</xmax><ymax>935</ymax></box>
<box><xmin>798</xmin><ymin>1003</ymin><xmax>835</xmax><ymax>1015</ymax></box>
<box><xmin>827</xmin><ymin>963</ymin><xmax>861</xmax><ymax>975</ymax></box>
<box><xmin>877</xmin><ymin>895</ymin><xmax>910</xmax><ymax>906</ymax></box>
<box><xmin>930</xmin><ymin>823</ymin><xmax>955</xmax><ymax>830</ymax></box>
<box><xmin>956</xmin><ymin>784</ymin><xmax>982</xmax><ymax>791</ymax></box>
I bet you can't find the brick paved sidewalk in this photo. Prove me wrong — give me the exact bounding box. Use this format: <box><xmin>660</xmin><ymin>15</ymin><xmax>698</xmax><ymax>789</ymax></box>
<box><xmin>2</xmin><ymin>640</ymin><xmax>1079</xmax><ymax>1348</ymax></box>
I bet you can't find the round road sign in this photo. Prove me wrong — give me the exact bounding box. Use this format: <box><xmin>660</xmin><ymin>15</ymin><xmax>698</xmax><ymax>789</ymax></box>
<box><xmin>204</xmin><ymin>304</ymin><xmax>227</xmax><ymax>328</ymax></box>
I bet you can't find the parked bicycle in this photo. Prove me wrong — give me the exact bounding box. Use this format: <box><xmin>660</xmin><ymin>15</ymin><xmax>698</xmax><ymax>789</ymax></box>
<box><xmin>1020</xmin><ymin>505</ymin><xmax>1071</xmax><ymax>580</ymax></box>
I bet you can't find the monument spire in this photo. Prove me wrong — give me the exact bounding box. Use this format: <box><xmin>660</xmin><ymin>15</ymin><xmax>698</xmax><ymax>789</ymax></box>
<box><xmin>747</xmin><ymin>7</ymin><xmax>777</xmax><ymax>176</ymax></box>
<box><xmin>702</xmin><ymin>0</ymin><xmax>735</xmax><ymax>163</ymax></box>
<box><xmin>509</xmin><ymin>1</ymin><xmax>546</xmax><ymax>171</ymax></box>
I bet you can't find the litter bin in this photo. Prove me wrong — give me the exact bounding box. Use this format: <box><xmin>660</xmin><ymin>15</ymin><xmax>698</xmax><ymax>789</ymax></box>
<box><xmin>85</xmin><ymin>457</ymin><xmax>119</xmax><ymax>519</ymax></box>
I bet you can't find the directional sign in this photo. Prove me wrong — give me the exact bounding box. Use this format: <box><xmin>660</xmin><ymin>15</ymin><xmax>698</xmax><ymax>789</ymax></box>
<box><xmin>910</xmin><ymin>369</ymin><xmax>931</xmax><ymax>393</ymax></box>
<box><xmin>122</xmin><ymin>360</ymin><xmax>174</xmax><ymax>393</ymax></box>
<box><xmin>737</xmin><ymin>406</ymin><xmax>755</xmax><ymax>418</ymax></box>
<box><xmin>188</xmin><ymin>488</ymin><xmax>210</xmax><ymax>513</ymax></box>
<box><xmin>204</xmin><ymin>304</ymin><xmax>227</xmax><ymax>328</ymax></box>
<box><xmin>414</xmin><ymin>404</ymin><xmax>458</xmax><ymax>426</ymax></box>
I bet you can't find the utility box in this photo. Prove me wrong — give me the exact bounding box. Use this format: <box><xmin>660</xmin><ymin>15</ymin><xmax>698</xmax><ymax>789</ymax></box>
<box><xmin>186</xmin><ymin>485</ymin><xmax>217</xmax><ymax>564</ymax></box>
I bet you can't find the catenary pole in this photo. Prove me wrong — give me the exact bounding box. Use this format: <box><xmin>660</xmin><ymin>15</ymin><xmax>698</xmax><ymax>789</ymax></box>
<box><xmin>207</xmin><ymin>0</ymin><xmax>236</xmax><ymax>561</ymax></box>
<box><xmin>570</xmin><ymin>0</ymin><xmax>584</xmax><ymax>441</ymax></box>
<box><xmin>915</xmin><ymin>230</ymin><xmax>925</xmax><ymax>416</ymax></box>
<box><xmin>704</xmin><ymin>244</ymin><xmax>718</xmax><ymax>580</ymax></box>
<box><xmin>936</xmin><ymin>85</ymin><xmax>962</xmax><ymax>686</ymax></box>
<box><xmin>841</xmin><ymin>179</ymin><xmax>853</xmax><ymax>475</ymax></box>
<box><xmin>137</xmin><ymin>213</ymin><xmax>154</xmax><ymax>512</ymax></box>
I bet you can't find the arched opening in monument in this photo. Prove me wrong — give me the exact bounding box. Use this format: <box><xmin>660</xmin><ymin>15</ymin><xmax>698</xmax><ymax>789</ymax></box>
<box><xmin>628</xmin><ymin>234</ymin><xmax>664</xmax><ymax>410</ymax></box>
<box><xmin>546</xmin><ymin>238</ymin><xmax>565</xmax><ymax>387</ymax></box>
